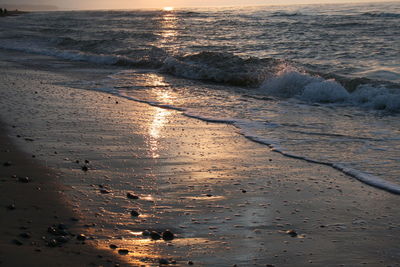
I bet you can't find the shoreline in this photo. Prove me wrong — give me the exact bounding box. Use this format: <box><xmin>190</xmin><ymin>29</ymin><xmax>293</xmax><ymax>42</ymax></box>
<box><xmin>1</xmin><ymin>48</ymin><xmax>400</xmax><ymax>266</ymax></box>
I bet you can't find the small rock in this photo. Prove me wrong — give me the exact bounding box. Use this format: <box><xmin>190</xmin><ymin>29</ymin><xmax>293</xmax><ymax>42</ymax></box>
<box><xmin>76</xmin><ymin>234</ymin><xmax>86</xmax><ymax>241</ymax></box>
<box><xmin>130</xmin><ymin>210</ymin><xmax>140</xmax><ymax>217</ymax></box>
<box><xmin>118</xmin><ymin>249</ymin><xmax>129</xmax><ymax>255</ymax></box>
<box><xmin>20</xmin><ymin>232</ymin><xmax>31</xmax><ymax>239</ymax></box>
<box><xmin>47</xmin><ymin>239</ymin><xmax>58</xmax><ymax>247</ymax></box>
<box><xmin>57</xmin><ymin>223</ymin><xmax>68</xmax><ymax>230</ymax></box>
<box><xmin>100</xmin><ymin>189</ymin><xmax>111</xmax><ymax>194</ymax></box>
<box><xmin>241</xmin><ymin>189</ymin><xmax>247</xmax><ymax>193</ymax></box>
<box><xmin>162</xmin><ymin>230</ymin><xmax>174</xmax><ymax>241</ymax></box>
<box><xmin>84</xmin><ymin>160</ymin><xmax>90</xmax><ymax>164</ymax></box>
<box><xmin>47</xmin><ymin>227</ymin><xmax>58</xmax><ymax>235</ymax></box>
<box><xmin>7</xmin><ymin>204</ymin><xmax>16</xmax><ymax>210</ymax></box>
<box><xmin>56</xmin><ymin>236</ymin><xmax>70</xmax><ymax>244</ymax></box>
<box><xmin>188</xmin><ymin>261</ymin><xmax>194</xmax><ymax>265</ymax></box>
<box><xmin>81</xmin><ymin>165</ymin><xmax>88</xmax><ymax>172</ymax></box>
<box><xmin>127</xmin><ymin>193</ymin><xmax>139</xmax><ymax>200</ymax></box>
<box><xmin>142</xmin><ymin>230</ymin><xmax>151</xmax><ymax>236</ymax></box>
<box><xmin>109</xmin><ymin>244</ymin><xmax>118</xmax><ymax>249</ymax></box>
<box><xmin>150</xmin><ymin>231</ymin><xmax>161</xmax><ymax>240</ymax></box>
<box><xmin>12</xmin><ymin>239</ymin><xmax>23</xmax><ymax>246</ymax></box>
<box><xmin>3</xmin><ymin>161</ymin><xmax>12</xmax><ymax>167</ymax></box>
<box><xmin>286</xmin><ymin>229</ymin><xmax>298</xmax><ymax>237</ymax></box>
<box><xmin>159</xmin><ymin>258</ymin><xmax>169</xmax><ymax>265</ymax></box>
<box><xmin>18</xmin><ymin>177</ymin><xmax>30</xmax><ymax>183</ymax></box>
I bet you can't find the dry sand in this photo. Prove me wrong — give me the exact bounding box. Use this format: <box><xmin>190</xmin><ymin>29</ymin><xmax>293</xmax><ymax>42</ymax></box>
<box><xmin>0</xmin><ymin>49</ymin><xmax>399</xmax><ymax>266</ymax></box>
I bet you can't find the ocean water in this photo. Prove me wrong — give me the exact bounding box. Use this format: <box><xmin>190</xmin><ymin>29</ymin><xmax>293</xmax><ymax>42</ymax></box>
<box><xmin>0</xmin><ymin>2</ymin><xmax>399</xmax><ymax>192</ymax></box>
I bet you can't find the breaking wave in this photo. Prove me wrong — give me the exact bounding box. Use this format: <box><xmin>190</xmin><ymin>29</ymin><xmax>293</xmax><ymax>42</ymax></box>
<box><xmin>0</xmin><ymin>37</ymin><xmax>399</xmax><ymax>113</ymax></box>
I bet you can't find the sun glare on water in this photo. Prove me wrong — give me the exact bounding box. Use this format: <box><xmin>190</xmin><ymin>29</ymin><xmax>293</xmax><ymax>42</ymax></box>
<box><xmin>163</xmin><ymin>6</ymin><xmax>174</xmax><ymax>11</ymax></box>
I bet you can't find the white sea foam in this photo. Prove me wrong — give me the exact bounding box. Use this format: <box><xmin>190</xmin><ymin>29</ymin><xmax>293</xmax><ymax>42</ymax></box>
<box><xmin>259</xmin><ymin>70</ymin><xmax>400</xmax><ymax>112</ymax></box>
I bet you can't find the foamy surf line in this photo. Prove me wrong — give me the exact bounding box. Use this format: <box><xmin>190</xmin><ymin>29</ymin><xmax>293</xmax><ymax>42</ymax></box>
<box><xmin>110</xmin><ymin>91</ymin><xmax>400</xmax><ymax>195</ymax></box>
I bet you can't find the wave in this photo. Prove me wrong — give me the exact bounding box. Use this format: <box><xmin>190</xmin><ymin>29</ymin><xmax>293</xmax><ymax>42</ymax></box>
<box><xmin>259</xmin><ymin>69</ymin><xmax>400</xmax><ymax>112</ymax></box>
<box><xmin>0</xmin><ymin>40</ymin><xmax>165</xmax><ymax>68</ymax></box>
<box><xmin>362</xmin><ymin>12</ymin><xmax>400</xmax><ymax>18</ymax></box>
<box><xmin>1</xmin><ymin>38</ymin><xmax>398</xmax><ymax>112</ymax></box>
<box><xmin>161</xmin><ymin>51</ymin><xmax>281</xmax><ymax>86</ymax></box>
<box><xmin>270</xmin><ymin>11</ymin><xmax>304</xmax><ymax>17</ymax></box>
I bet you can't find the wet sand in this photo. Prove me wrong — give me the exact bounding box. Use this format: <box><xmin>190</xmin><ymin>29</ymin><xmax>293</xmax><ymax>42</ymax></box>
<box><xmin>0</xmin><ymin>49</ymin><xmax>399</xmax><ymax>266</ymax></box>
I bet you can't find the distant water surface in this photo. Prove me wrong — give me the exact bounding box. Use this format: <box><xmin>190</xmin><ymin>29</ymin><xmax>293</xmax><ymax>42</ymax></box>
<box><xmin>0</xmin><ymin>2</ymin><xmax>399</xmax><ymax>192</ymax></box>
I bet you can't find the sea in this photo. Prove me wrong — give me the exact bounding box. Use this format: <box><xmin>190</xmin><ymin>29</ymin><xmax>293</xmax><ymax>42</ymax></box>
<box><xmin>0</xmin><ymin>1</ymin><xmax>399</xmax><ymax>193</ymax></box>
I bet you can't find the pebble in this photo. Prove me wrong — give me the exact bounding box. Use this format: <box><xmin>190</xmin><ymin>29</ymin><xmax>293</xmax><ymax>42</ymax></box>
<box><xmin>118</xmin><ymin>249</ymin><xmax>129</xmax><ymax>255</ymax></box>
<box><xmin>159</xmin><ymin>258</ymin><xmax>169</xmax><ymax>265</ymax></box>
<box><xmin>162</xmin><ymin>230</ymin><xmax>175</xmax><ymax>241</ymax></box>
<box><xmin>100</xmin><ymin>189</ymin><xmax>111</xmax><ymax>194</ymax></box>
<box><xmin>150</xmin><ymin>231</ymin><xmax>161</xmax><ymax>240</ymax></box>
<box><xmin>12</xmin><ymin>239</ymin><xmax>23</xmax><ymax>246</ymax></box>
<box><xmin>127</xmin><ymin>193</ymin><xmax>139</xmax><ymax>200</ymax></box>
<box><xmin>76</xmin><ymin>234</ymin><xmax>86</xmax><ymax>241</ymax></box>
<box><xmin>7</xmin><ymin>204</ymin><xmax>16</xmax><ymax>210</ymax></box>
<box><xmin>47</xmin><ymin>239</ymin><xmax>58</xmax><ymax>247</ymax></box>
<box><xmin>57</xmin><ymin>223</ymin><xmax>68</xmax><ymax>229</ymax></box>
<box><xmin>109</xmin><ymin>244</ymin><xmax>118</xmax><ymax>249</ymax></box>
<box><xmin>18</xmin><ymin>176</ymin><xmax>31</xmax><ymax>183</ymax></box>
<box><xmin>56</xmin><ymin>236</ymin><xmax>70</xmax><ymax>244</ymax></box>
<box><xmin>142</xmin><ymin>230</ymin><xmax>151</xmax><ymax>236</ymax></box>
<box><xmin>81</xmin><ymin>166</ymin><xmax>88</xmax><ymax>172</ymax></box>
<box><xmin>130</xmin><ymin>210</ymin><xmax>140</xmax><ymax>217</ymax></box>
<box><xmin>188</xmin><ymin>261</ymin><xmax>194</xmax><ymax>265</ymax></box>
<box><xmin>286</xmin><ymin>230</ymin><xmax>298</xmax><ymax>237</ymax></box>
<box><xmin>19</xmin><ymin>232</ymin><xmax>31</xmax><ymax>239</ymax></box>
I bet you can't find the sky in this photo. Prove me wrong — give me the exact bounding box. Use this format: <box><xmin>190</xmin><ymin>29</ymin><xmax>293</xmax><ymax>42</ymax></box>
<box><xmin>0</xmin><ymin>0</ymin><xmax>394</xmax><ymax>10</ymax></box>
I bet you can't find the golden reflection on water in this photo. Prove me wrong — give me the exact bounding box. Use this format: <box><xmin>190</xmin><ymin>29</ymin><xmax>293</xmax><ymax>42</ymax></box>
<box><xmin>149</xmin><ymin>90</ymin><xmax>173</xmax><ymax>158</ymax></box>
<box><xmin>157</xmin><ymin>8</ymin><xmax>178</xmax><ymax>52</ymax></box>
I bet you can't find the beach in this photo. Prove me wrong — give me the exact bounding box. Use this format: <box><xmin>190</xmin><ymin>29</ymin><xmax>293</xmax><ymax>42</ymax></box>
<box><xmin>0</xmin><ymin>48</ymin><xmax>399</xmax><ymax>266</ymax></box>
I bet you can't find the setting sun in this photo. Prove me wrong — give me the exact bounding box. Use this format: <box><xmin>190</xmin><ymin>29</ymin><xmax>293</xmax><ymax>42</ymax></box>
<box><xmin>163</xmin><ymin>6</ymin><xmax>174</xmax><ymax>11</ymax></box>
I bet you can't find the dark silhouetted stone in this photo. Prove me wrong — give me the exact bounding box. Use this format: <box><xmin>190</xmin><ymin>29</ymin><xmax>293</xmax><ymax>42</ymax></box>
<box><xmin>7</xmin><ymin>204</ymin><xmax>16</xmax><ymax>210</ymax></box>
<box><xmin>286</xmin><ymin>229</ymin><xmax>298</xmax><ymax>237</ymax></box>
<box><xmin>76</xmin><ymin>234</ymin><xmax>86</xmax><ymax>241</ymax></box>
<box><xmin>18</xmin><ymin>177</ymin><xmax>31</xmax><ymax>183</ymax></box>
<box><xmin>12</xmin><ymin>239</ymin><xmax>23</xmax><ymax>246</ymax></box>
<box><xmin>56</xmin><ymin>236</ymin><xmax>70</xmax><ymax>244</ymax></box>
<box><xmin>142</xmin><ymin>230</ymin><xmax>151</xmax><ymax>236</ymax></box>
<box><xmin>100</xmin><ymin>189</ymin><xmax>111</xmax><ymax>194</ymax></box>
<box><xmin>159</xmin><ymin>258</ymin><xmax>169</xmax><ymax>265</ymax></box>
<box><xmin>20</xmin><ymin>232</ymin><xmax>31</xmax><ymax>239</ymax></box>
<box><xmin>118</xmin><ymin>249</ymin><xmax>129</xmax><ymax>255</ymax></box>
<box><xmin>109</xmin><ymin>244</ymin><xmax>118</xmax><ymax>249</ymax></box>
<box><xmin>130</xmin><ymin>210</ymin><xmax>140</xmax><ymax>217</ymax></box>
<box><xmin>162</xmin><ymin>230</ymin><xmax>174</xmax><ymax>241</ymax></box>
<box><xmin>127</xmin><ymin>193</ymin><xmax>139</xmax><ymax>200</ymax></box>
<box><xmin>150</xmin><ymin>231</ymin><xmax>161</xmax><ymax>240</ymax></box>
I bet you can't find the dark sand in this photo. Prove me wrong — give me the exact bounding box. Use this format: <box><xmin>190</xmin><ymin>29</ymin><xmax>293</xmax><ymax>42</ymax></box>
<box><xmin>0</xmin><ymin>49</ymin><xmax>399</xmax><ymax>266</ymax></box>
<box><xmin>0</xmin><ymin>125</ymin><xmax>127</xmax><ymax>266</ymax></box>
